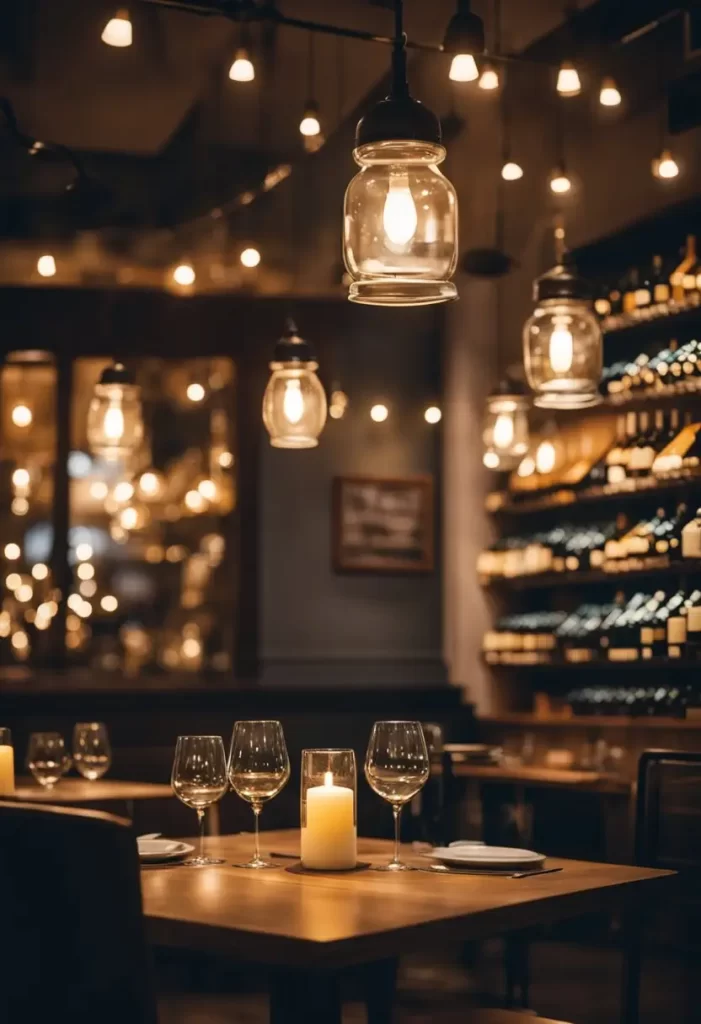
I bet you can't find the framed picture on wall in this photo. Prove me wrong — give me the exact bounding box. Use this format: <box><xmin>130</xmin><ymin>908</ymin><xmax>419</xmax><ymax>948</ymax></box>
<box><xmin>332</xmin><ymin>475</ymin><xmax>434</xmax><ymax>573</ymax></box>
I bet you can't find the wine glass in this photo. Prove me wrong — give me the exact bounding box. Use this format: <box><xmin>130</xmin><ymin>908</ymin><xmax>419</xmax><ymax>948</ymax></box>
<box><xmin>27</xmin><ymin>732</ymin><xmax>67</xmax><ymax>789</ymax></box>
<box><xmin>171</xmin><ymin>735</ymin><xmax>228</xmax><ymax>867</ymax></box>
<box><xmin>365</xmin><ymin>721</ymin><xmax>430</xmax><ymax>871</ymax></box>
<box><xmin>73</xmin><ymin>722</ymin><xmax>112</xmax><ymax>780</ymax></box>
<box><xmin>228</xmin><ymin>720</ymin><xmax>290</xmax><ymax>869</ymax></box>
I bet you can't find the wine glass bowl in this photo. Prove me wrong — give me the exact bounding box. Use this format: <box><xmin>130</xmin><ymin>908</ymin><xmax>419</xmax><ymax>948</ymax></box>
<box><xmin>27</xmin><ymin>732</ymin><xmax>67</xmax><ymax>789</ymax></box>
<box><xmin>228</xmin><ymin>720</ymin><xmax>290</xmax><ymax>869</ymax></box>
<box><xmin>73</xmin><ymin>722</ymin><xmax>112</xmax><ymax>781</ymax></box>
<box><xmin>365</xmin><ymin>721</ymin><xmax>430</xmax><ymax>871</ymax></box>
<box><xmin>171</xmin><ymin>735</ymin><xmax>228</xmax><ymax>867</ymax></box>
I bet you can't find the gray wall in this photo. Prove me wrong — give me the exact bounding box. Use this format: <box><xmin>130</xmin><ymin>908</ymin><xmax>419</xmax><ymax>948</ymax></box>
<box><xmin>259</xmin><ymin>303</ymin><xmax>446</xmax><ymax>686</ymax></box>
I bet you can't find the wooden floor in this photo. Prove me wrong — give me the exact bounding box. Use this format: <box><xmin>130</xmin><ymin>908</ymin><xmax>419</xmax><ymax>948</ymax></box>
<box><xmin>157</xmin><ymin>939</ymin><xmax>688</xmax><ymax>1023</ymax></box>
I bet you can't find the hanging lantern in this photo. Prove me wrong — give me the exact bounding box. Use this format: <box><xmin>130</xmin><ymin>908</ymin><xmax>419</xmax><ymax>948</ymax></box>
<box><xmin>523</xmin><ymin>260</ymin><xmax>602</xmax><ymax>410</ymax></box>
<box><xmin>482</xmin><ymin>380</ymin><xmax>530</xmax><ymax>470</ymax></box>
<box><xmin>262</xmin><ymin>321</ymin><xmax>327</xmax><ymax>449</ymax></box>
<box><xmin>343</xmin><ymin>2</ymin><xmax>458</xmax><ymax>306</ymax></box>
<box><xmin>87</xmin><ymin>362</ymin><xmax>144</xmax><ymax>460</ymax></box>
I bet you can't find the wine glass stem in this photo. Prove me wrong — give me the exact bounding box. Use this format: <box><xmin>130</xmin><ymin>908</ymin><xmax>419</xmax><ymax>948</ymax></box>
<box><xmin>197</xmin><ymin>808</ymin><xmax>205</xmax><ymax>860</ymax></box>
<box><xmin>253</xmin><ymin>804</ymin><xmax>262</xmax><ymax>862</ymax></box>
<box><xmin>392</xmin><ymin>804</ymin><xmax>402</xmax><ymax>866</ymax></box>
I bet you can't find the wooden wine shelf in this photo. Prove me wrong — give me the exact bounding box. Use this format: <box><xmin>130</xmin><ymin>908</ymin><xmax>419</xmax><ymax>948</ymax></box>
<box><xmin>487</xmin><ymin>474</ymin><xmax>701</xmax><ymax>516</ymax></box>
<box><xmin>482</xmin><ymin>655</ymin><xmax>698</xmax><ymax>673</ymax></box>
<box><xmin>603</xmin><ymin>304</ymin><xmax>701</xmax><ymax>343</ymax></box>
<box><xmin>479</xmin><ymin>712</ymin><xmax>701</xmax><ymax>731</ymax></box>
<box><xmin>481</xmin><ymin>560</ymin><xmax>701</xmax><ymax>591</ymax></box>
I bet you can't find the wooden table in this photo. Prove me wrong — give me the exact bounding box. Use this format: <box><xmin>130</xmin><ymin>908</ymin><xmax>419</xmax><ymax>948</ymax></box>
<box><xmin>140</xmin><ymin>830</ymin><xmax>672</xmax><ymax>1024</ymax></box>
<box><xmin>7</xmin><ymin>778</ymin><xmax>174</xmax><ymax>822</ymax></box>
<box><xmin>449</xmin><ymin>763</ymin><xmax>631</xmax><ymax>796</ymax></box>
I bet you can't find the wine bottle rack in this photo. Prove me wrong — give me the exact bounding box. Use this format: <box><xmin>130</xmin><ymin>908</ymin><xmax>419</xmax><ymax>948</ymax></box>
<box><xmin>481</xmin><ymin>560</ymin><xmax>701</xmax><ymax>591</ymax></box>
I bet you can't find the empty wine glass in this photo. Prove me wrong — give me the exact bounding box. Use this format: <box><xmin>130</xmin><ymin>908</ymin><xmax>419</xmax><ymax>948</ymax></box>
<box><xmin>27</xmin><ymin>732</ymin><xmax>67</xmax><ymax>789</ymax></box>
<box><xmin>365</xmin><ymin>721</ymin><xmax>430</xmax><ymax>871</ymax></box>
<box><xmin>228</xmin><ymin>720</ymin><xmax>290</xmax><ymax>869</ymax></box>
<box><xmin>171</xmin><ymin>735</ymin><xmax>228</xmax><ymax>867</ymax></box>
<box><xmin>73</xmin><ymin>722</ymin><xmax>112</xmax><ymax>780</ymax></box>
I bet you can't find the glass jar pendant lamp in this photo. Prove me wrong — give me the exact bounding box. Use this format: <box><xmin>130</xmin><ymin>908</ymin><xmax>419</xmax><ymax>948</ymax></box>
<box><xmin>343</xmin><ymin>0</ymin><xmax>458</xmax><ymax>306</ymax></box>
<box><xmin>87</xmin><ymin>362</ymin><xmax>144</xmax><ymax>460</ymax></box>
<box><xmin>483</xmin><ymin>379</ymin><xmax>529</xmax><ymax>470</ymax></box>
<box><xmin>523</xmin><ymin>260</ymin><xmax>602</xmax><ymax>410</ymax></box>
<box><xmin>262</xmin><ymin>320</ymin><xmax>327</xmax><ymax>449</ymax></box>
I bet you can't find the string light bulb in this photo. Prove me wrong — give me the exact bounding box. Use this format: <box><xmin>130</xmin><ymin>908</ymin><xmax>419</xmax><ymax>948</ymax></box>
<box><xmin>444</xmin><ymin>0</ymin><xmax>485</xmax><ymax>82</ymax></box>
<box><xmin>229</xmin><ymin>48</ymin><xmax>255</xmax><ymax>82</ymax></box>
<box><xmin>478</xmin><ymin>62</ymin><xmax>500</xmax><ymax>91</ymax></box>
<box><xmin>329</xmin><ymin>390</ymin><xmax>349</xmax><ymax>420</ymax></box>
<box><xmin>37</xmin><ymin>254</ymin><xmax>56</xmax><ymax>277</ymax></box>
<box><xmin>240</xmin><ymin>247</ymin><xmax>261</xmax><ymax>268</ymax></box>
<box><xmin>186</xmin><ymin>382</ymin><xmax>206</xmax><ymax>402</ymax></box>
<box><xmin>599</xmin><ymin>77</ymin><xmax>622</xmax><ymax>107</ymax></box>
<box><xmin>11</xmin><ymin>404</ymin><xmax>32</xmax><ymax>428</ymax></box>
<box><xmin>370</xmin><ymin>404</ymin><xmax>389</xmax><ymax>423</ymax></box>
<box><xmin>424</xmin><ymin>406</ymin><xmax>442</xmax><ymax>424</ymax></box>
<box><xmin>86</xmin><ymin>362</ymin><xmax>144</xmax><ymax>460</ymax></box>
<box><xmin>449</xmin><ymin>54</ymin><xmax>479</xmax><ymax>82</ymax></box>
<box><xmin>501</xmin><ymin>160</ymin><xmax>524</xmax><ymax>181</ymax></box>
<box><xmin>652</xmin><ymin>149</ymin><xmax>680</xmax><ymax>180</ymax></box>
<box><xmin>535</xmin><ymin>439</ymin><xmax>557</xmax><ymax>475</ymax></box>
<box><xmin>549</xmin><ymin>164</ymin><xmax>572</xmax><ymax>195</ymax></box>
<box><xmin>172</xmin><ymin>262</ymin><xmax>195</xmax><ymax>287</ymax></box>
<box><xmin>556</xmin><ymin>61</ymin><xmax>581</xmax><ymax>97</ymax></box>
<box><xmin>101</xmin><ymin>8</ymin><xmax>132</xmax><ymax>47</ymax></box>
<box><xmin>299</xmin><ymin>101</ymin><xmax>321</xmax><ymax>138</ymax></box>
<box><xmin>262</xmin><ymin>320</ymin><xmax>327</xmax><ymax>449</ymax></box>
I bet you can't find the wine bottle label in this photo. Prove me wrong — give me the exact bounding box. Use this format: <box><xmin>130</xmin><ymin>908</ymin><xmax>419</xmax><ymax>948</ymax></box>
<box><xmin>635</xmin><ymin>288</ymin><xmax>651</xmax><ymax>306</ymax></box>
<box><xmin>682</xmin><ymin>522</ymin><xmax>701</xmax><ymax>557</ymax></box>
<box><xmin>637</xmin><ymin>447</ymin><xmax>655</xmax><ymax>469</ymax></box>
<box><xmin>607</xmin><ymin>466</ymin><xmax>627</xmax><ymax>485</ymax></box>
<box><xmin>654</xmin><ymin>628</ymin><xmax>666</xmax><ymax>642</ymax></box>
<box><xmin>684</xmin><ymin>273</ymin><xmax>697</xmax><ymax>289</ymax></box>
<box><xmin>642</xmin><ymin>647</ymin><xmax>653</xmax><ymax>660</ymax></box>
<box><xmin>655</xmin><ymin>424</ymin><xmax>701</xmax><ymax>473</ymax></box>
<box><xmin>565</xmin><ymin>556</ymin><xmax>579</xmax><ymax>571</ymax></box>
<box><xmin>640</xmin><ymin>627</ymin><xmax>654</xmax><ymax>645</ymax></box>
<box><xmin>655</xmin><ymin>283</ymin><xmax>671</xmax><ymax>302</ymax></box>
<box><xmin>590</xmin><ymin>550</ymin><xmax>605</xmax><ymax>567</ymax></box>
<box><xmin>667</xmin><ymin>617</ymin><xmax>687</xmax><ymax>644</ymax></box>
<box><xmin>656</xmin><ymin>539</ymin><xmax>669</xmax><ymax>553</ymax></box>
<box><xmin>669</xmin><ymin>645</ymin><xmax>683</xmax><ymax>659</ymax></box>
<box><xmin>688</xmin><ymin>606</ymin><xmax>701</xmax><ymax>633</ymax></box>
<box><xmin>608</xmin><ymin>648</ymin><xmax>638</xmax><ymax>662</ymax></box>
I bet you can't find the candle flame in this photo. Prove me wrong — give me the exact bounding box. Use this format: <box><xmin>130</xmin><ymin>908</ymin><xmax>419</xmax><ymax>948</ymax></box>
<box><xmin>324</xmin><ymin>771</ymin><xmax>334</xmax><ymax>788</ymax></box>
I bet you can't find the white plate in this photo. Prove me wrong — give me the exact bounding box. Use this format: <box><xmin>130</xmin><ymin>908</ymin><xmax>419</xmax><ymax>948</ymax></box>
<box><xmin>138</xmin><ymin>838</ymin><xmax>195</xmax><ymax>863</ymax></box>
<box><xmin>426</xmin><ymin>845</ymin><xmax>545</xmax><ymax>870</ymax></box>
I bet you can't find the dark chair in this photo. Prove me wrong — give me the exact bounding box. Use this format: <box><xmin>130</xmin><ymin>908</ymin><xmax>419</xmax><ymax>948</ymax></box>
<box><xmin>0</xmin><ymin>801</ymin><xmax>158</xmax><ymax>1024</ymax></box>
<box><xmin>631</xmin><ymin>749</ymin><xmax>701</xmax><ymax>1024</ymax></box>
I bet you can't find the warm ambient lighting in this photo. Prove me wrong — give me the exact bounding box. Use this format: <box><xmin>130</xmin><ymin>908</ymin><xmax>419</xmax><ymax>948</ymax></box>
<box><xmin>652</xmin><ymin>149</ymin><xmax>680</xmax><ymax>180</ymax></box>
<box><xmin>556</xmin><ymin>61</ymin><xmax>581</xmax><ymax>97</ymax></box>
<box><xmin>11</xmin><ymin>404</ymin><xmax>33</xmax><ymax>428</ymax></box>
<box><xmin>87</xmin><ymin>362</ymin><xmax>144</xmax><ymax>460</ymax></box>
<box><xmin>4</xmin><ymin>544</ymin><xmax>20</xmax><ymax>561</ymax></box>
<box><xmin>523</xmin><ymin>260</ymin><xmax>602</xmax><ymax>410</ymax></box>
<box><xmin>75</xmin><ymin>543</ymin><xmax>93</xmax><ymax>562</ymax></box>
<box><xmin>482</xmin><ymin>382</ymin><xmax>529</xmax><ymax>471</ymax></box>
<box><xmin>138</xmin><ymin>471</ymin><xmax>164</xmax><ymax>498</ymax></box>
<box><xmin>449</xmin><ymin>54</ymin><xmax>479</xmax><ymax>82</ymax></box>
<box><xmin>424</xmin><ymin>406</ymin><xmax>442</xmax><ymax>424</ymax></box>
<box><xmin>37</xmin><ymin>254</ymin><xmax>56</xmax><ymax>277</ymax></box>
<box><xmin>172</xmin><ymin>263</ymin><xmax>196</xmax><ymax>287</ymax></box>
<box><xmin>186</xmin><ymin>382</ymin><xmax>206</xmax><ymax>402</ymax></box>
<box><xmin>370</xmin><ymin>404</ymin><xmax>389</xmax><ymax>423</ymax></box>
<box><xmin>31</xmin><ymin>563</ymin><xmax>48</xmax><ymax>580</ymax></box>
<box><xmin>549</xmin><ymin>165</ymin><xmax>572</xmax><ymax>194</ymax></box>
<box><xmin>329</xmin><ymin>390</ymin><xmax>349</xmax><ymax>420</ymax></box>
<box><xmin>240</xmin><ymin>247</ymin><xmax>261</xmax><ymax>268</ymax></box>
<box><xmin>599</xmin><ymin>77</ymin><xmax>622</xmax><ymax>107</ymax></box>
<box><xmin>444</xmin><ymin>0</ymin><xmax>484</xmax><ymax>82</ymax></box>
<box><xmin>12</xmin><ymin>468</ymin><xmax>30</xmax><ymax>489</ymax></box>
<box><xmin>101</xmin><ymin>8</ymin><xmax>132</xmax><ymax>47</ymax></box>
<box><xmin>501</xmin><ymin>161</ymin><xmax>524</xmax><ymax>182</ymax></box>
<box><xmin>101</xmin><ymin>595</ymin><xmax>119</xmax><ymax>612</ymax></box>
<box><xmin>535</xmin><ymin>440</ymin><xmax>557</xmax><ymax>475</ymax></box>
<box><xmin>478</xmin><ymin>63</ymin><xmax>500</xmax><ymax>90</ymax></box>
<box><xmin>263</xmin><ymin>320</ymin><xmax>327</xmax><ymax>449</ymax></box>
<box><xmin>229</xmin><ymin>48</ymin><xmax>255</xmax><ymax>82</ymax></box>
<box><xmin>299</xmin><ymin>102</ymin><xmax>321</xmax><ymax>137</ymax></box>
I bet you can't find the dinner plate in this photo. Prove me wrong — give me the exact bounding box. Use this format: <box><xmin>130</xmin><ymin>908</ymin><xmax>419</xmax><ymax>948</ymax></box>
<box><xmin>425</xmin><ymin>845</ymin><xmax>546</xmax><ymax>870</ymax></box>
<box><xmin>137</xmin><ymin>838</ymin><xmax>195</xmax><ymax>863</ymax></box>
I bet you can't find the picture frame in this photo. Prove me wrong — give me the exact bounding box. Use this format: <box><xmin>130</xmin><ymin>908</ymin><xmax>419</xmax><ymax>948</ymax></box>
<box><xmin>332</xmin><ymin>475</ymin><xmax>434</xmax><ymax>573</ymax></box>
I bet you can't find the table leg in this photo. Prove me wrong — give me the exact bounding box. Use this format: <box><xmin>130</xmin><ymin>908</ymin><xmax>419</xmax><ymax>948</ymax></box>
<box><xmin>364</xmin><ymin>957</ymin><xmax>398</xmax><ymax>1024</ymax></box>
<box><xmin>620</xmin><ymin>902</ymin><xmax>642</xmax><ymax>1024</ymax></box>
<box><xmin>270</xmin><ymin>968</ymin><xmax>342</xmax><ymax>1024</ymax></box>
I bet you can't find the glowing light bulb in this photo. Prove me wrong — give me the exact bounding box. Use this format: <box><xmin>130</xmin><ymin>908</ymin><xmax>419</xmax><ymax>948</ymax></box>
<box><xmin>173</xmin><ymin>263</ymin><xmax>195</xmax><ymax>286</ymax></box>
<box><xmin>517</xmin><ymin>455</ymin><xmax>536</xmax><ymax>478</ymax></box>
<box><xmin>424</xmin><ymin>406</ymin><xmax>442</xmax><ymax>424</ymax></box>
<box><xmin>11</xmin><ymin>404</ymin><xmax>32</xmax><ymax>428</ymax></box>
<box><xmin>119</xmin><ymin>506</ymin><xmax>139</xmax><ymax>530</ymax></box>
<box><xmin>329</xmin><ymin>390</ymin><xmax>349</xmax><ymax>420</ymax></box>
<box><xmin>449</xmin><ymin>53</ymin><xmax>479</xmax><ymax>82</ymax></box>
<box><xmin>113</xmin><ymin>481</ymin><xmax>134</xmax><ymax>503</ymax></box>
<box><xmin>599</xmin><ymin>77</ymin><xmax>621</xmax><ymax>107</ymax></box>
<box><xmin>550</xmin><ymin>169</ymin><xmax>572</xmax><ymax>195</ymax></box>
<box><xmin>229</xmin><ymin>48</ymin><xmax>255</xmax><ymax>82</ymax></box>
<box><xmin>90</xmin><ymin>481</ymin><xmax>108</xmax><ymax>500</ymax></box>
<box><xmin>101</xmin><ymin>595</ymin><xmax>118</xmax><ymax>612</ymax></box>
<box><xmin>186</xmin><ymin>383</ymin><xmax>205</xmax><ymax>402</ymax></box>
<box><xmin>478</xmin><ymin>64</ymin><xmax>500</xmax><ymax>91</ymax></box>
<box><xmin>6</xmin><ymin>573</ymin><xmax>21</xmax><ymax>590</ymax></box>
<box><xmin>383</xmin><ymin>173</ymin><xmax>418</xmax><ymax>246</ymax></box>
<box><xmin>483</xmin><ymin>451</ymin><xmax>500</xmax><ymax>469</ymax></box>
<box><xmin>185</xmin><ymin>490</ymin><xmax>206</xmax><ymax>513</ymax></box>
<box><xmin>103</xmin><ymin>403</ymin><xmax>125</xmax><ymax>441</ymax></box>
<box><xmin>556</xmin><ymin>61</ymin><xmax>581</xmax><ymax>97</ymax></box>
<box><xmin>12</xmin><ymin>631</ymin><xmax>28</xmax><ymax>651</ymax></box>
<box><xmin>101</xmin><ymin>9</ymin><xmax>132</xmax><ymax>47</ymax></box>
<box><xmin>138</xmin><ymin>471</ymin><xmax>162</xmax><ymax>497</ymax></box>
<box><xmin>16</xmin><ymin>583</ymin><xmax>32</xmax><ymax>603</ymax></box>
<box><xmin>535</xmin><ymin>440</ymin><xmax>556</xmax><ymax>474</ymax></box>
<box><xmin>77</xmin><ymin>563</ymin><xmax>94</xmax><ymax>580</ymax></box>
<box><xmin>4</xmin><ymin>543</ymin><xmax>20</xmax><ymax>560</ymax></box>
<box><xmin>12</xmin><ymin>468</ymin><xmax>30</xmax><ymax>489</ymax></box>
<box><xmin>218</xmin><ymin>451</ymin><xmax>234</xmax><ymax>468</ymax></box>
<box><xmin>282</xmin><ymin>379</ymin><xmax>305</xmax><ymax>424</ymax></box>
<box><xmin>240</xmin><ymin>247</ymin><xmax>261</xmax><ymax>268</ymax></box>
<box><xmin>501</xmin><ymin>161</ymin><xmax>524</xmax><ymax>182</ymax></box>
<box><xmin>11</xmin><ymin>499</ymin><xmax>28</xmax><ymax>516</ymax></box>
<box><xmin>197</xmin><ymin>478</ymin><xmax>218</xmax><ymax>501</ymax></box>
<box><xmin>37</xmin><ymin>254</ymin><xmax>56</xmax><ymax>277</ymax></box>
<box><xmin>493</xmin><ymin>413</ymin><xmax>515</xmax><ymax>449</ymax></box>
<box><xmin>653</xmin><ymin>150</ymin><xmax>679</xmax><ymax>180</ymax></box>
<box><xmin>31</xmin><ymin>563</ymin><xmax>48</xmax><ymax>580</ymax></box>
<box><xmin>549</xmin><ymin>324</ymin><xmax>575</xmax><ymax>373</ymax></box>
<box><xmin>370</xmin><ymin>404</ymin><xmax>389</xmax><ymax>423</ymax></box>
<box><xmin>75</xmin><ymin>543</ymin><xmax>93</xmax><ymax>562</ymax></box>
<box><xmin>80</xmin><ymin>580</ymin><xmax>97</xmax><ymax>597</ymax></box>
<box><xmin>299</xmin><ymin>109</ymin><xmax>321</xmax><ymax>137</ymax></box>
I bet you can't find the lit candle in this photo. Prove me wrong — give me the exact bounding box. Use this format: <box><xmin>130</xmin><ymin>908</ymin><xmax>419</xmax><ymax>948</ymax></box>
<box><xmin>301</xmin><ymin>771</ymin><xmax>356</xmax><ymax>870</ymax></box>
<box><xmin>0</xmin><ymin>743</ymin><xmax>15</xmax><ymax>796</ymax></box>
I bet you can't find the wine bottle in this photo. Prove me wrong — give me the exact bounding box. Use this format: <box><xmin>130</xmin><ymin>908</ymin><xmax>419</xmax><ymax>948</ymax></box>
<box><xmin>640</xmin><ymin>590</ymin><xmax>668</xmax><ymax>660</ymax></box>
<box><xmin>686</xmin><ymin>591</ymin><xmax>701</xmax><ymax>660</ymax></box>
<box><xmin>660</xmin><ymin>589</ymin><xmax>687</xmax><ymax>658</ymax></box>
<box><xmin>671</xmin><ymin>235</ymin><xmax>698</xmax><ymax>307</ymax></box>
<box><xmin>652</xmin><ymin>408</ymin><xmax>681</xmax><ymax>475</ymax></box>
<box><xmin>626</xmin><ymin>411</ymin><xmax>654</xmax><ymax>479</ymax></box>
<box><xmin>634</xmin><ymin>262</ymin><xmax>653</xmax><ymax>317</ymax></box>
<box><xmin>668</xmin><ymin>590</ymin><xmax>690</xmax><ymax>659</ymax></box>
<box><xmin>622</xmin><ymin>269</ymin><xmax>639</xmax><ymax>317</ymax></box>
<box><xmin>652</xmin><ymin>254</ymin><xmax>671</xmax><ymax>313</ymax></box>
<box><xmin>682</xmin><ymin>506</ymin><xmax>701</xmax><ymax>558</ymax></box>
<box><xmin>608</xmin><ymin>412</ymin><xmax>637</xmax><ymax>485</ymax></box>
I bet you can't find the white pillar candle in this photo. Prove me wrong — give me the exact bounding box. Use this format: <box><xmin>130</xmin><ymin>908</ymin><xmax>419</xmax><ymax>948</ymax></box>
<box><xmin>301</xmin><ymin>771</ymin><xmax>357</xmax><ymax>870</ymax></box>
<box><xmin>0</xmin><ymin>744</ymin><xmax>15</xmax><ymax>796</ymax></box>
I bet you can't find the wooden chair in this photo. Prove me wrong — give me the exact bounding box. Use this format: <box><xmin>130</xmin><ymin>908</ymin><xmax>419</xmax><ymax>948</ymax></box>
<box><xmin>0</xmin><ymin>800</ymin><xmax>158</xmax><ymax>1024</ymax></box>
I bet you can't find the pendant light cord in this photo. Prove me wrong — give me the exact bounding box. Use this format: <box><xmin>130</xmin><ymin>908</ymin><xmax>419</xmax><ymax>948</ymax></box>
<box><xmin>307</xmin><ymin>30</ymin><xmax>315</xmax><ymax>101</ymax></box>
<box><xmin>391</xmin><ymin>0</ymin><xmax>409</xmax><ymax>99</ymax></box>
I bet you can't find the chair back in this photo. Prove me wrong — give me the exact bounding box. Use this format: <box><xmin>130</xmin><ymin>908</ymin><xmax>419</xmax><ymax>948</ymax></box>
<box><xmin>635</xmin><ymin>749</ymin><xmax>701</xmax><ymax>871</ymax></box>
<box><xmin>0</xmin><ymin>801</ymin><xmax>157</xmax><ymax>1024</ymax></box>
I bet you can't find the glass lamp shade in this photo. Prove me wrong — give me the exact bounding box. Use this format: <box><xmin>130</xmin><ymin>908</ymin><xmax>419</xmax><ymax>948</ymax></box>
<box><xmin>482</xmin><ymin>389</ymin><xmax>530</xmax><ymax>470</ymax></box>
<box><xmin>263</xmin><ymin>361</ymin><xmax>327</xmax><ymax>449</ymax></box>
<box><xmin>86</xmin><ymin>364</ymin><xmax>144</xmax><ymax>460</ymax></box>
<box><xmin>343</xmin><ymin>141</ymin><xmax>458</xmax><ymax>307</ymax></box>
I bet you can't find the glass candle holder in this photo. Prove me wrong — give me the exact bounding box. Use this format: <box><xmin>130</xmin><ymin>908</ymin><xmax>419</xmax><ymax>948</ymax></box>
<box><xmin>0</xmin><ymin>727</ymin><xmax>15</xmax><ymax>796</ymax></box>
<box><xmin>301</xmin><ymin>749</ymin><xmax>357</xmax><ymax>870</ymax></box>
